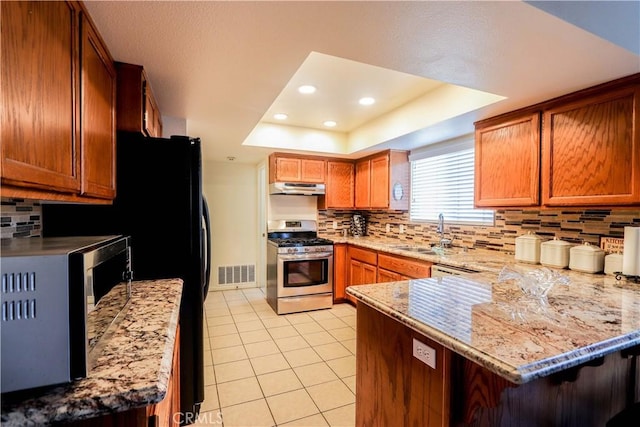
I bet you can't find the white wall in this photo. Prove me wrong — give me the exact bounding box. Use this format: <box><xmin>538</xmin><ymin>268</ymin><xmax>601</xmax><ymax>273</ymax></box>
<box><xmin>161</xmin><ymin>115</ymin><xmax>187</xmax><ymax>137</ymax></box>
<box><xmin>268</xmin><ymin>195</ymin><xmax>318</xmax><ymax>221</ymax></box>
<box><xmin>202</xmin><ymin>160</ymin><xmax>258</xmax><ymax>290</ymax></box>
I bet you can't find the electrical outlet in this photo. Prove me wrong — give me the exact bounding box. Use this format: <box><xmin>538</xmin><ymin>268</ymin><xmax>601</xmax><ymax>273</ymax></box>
<box><xmin>386</xmin><ymin>224</ymin><xmax>391</xmax><ymax>233</ymax></box>
<box><xmin>399</xmin><ymin>224</ymin><xmax>405</xmax><ymax>234</ymax></box>
<box><xmin>332</xmin><ymin>221</ymin><xmax>338</xmax><ymax>229</ymax></box>
<box><xmin>413</xmin><ymin>339</ymin><xmax>436</xmax><ymax>369</ymax></box>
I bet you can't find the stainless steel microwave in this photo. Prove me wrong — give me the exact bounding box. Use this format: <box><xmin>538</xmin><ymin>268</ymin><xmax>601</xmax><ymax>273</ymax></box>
<box><xmin>1</xmin><ymin>235</ymin><xmax>132</xmax><ymax>393</ymax></box>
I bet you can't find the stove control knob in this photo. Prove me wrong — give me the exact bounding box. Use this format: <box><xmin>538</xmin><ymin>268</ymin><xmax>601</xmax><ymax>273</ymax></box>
<box><xmin>288</xmin><ymin>248</ymin><xmax>295</xmax><ymax>254</ymax></box>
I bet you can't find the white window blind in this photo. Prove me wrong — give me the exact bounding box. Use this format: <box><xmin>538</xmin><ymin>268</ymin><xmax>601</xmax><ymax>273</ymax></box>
<box><xmin>410</xmin><ymin>136</ymin><xmax>494</xmax><ymax>225</ymax></box>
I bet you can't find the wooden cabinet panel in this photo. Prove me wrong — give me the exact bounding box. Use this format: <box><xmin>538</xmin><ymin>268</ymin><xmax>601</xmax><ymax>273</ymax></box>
<box><xmin>147</xmin><ymin>325</ymin><xmax>181</xmax><ymax>427</ymax></box>
<box><xmin>80</xmin><ymin>12</ymin><xmax>116</xmax><ymax>199</ymax></box>
<box><xmin>322</xmin><ymin>161</ymin><xmax>354</xmax><ymax>209</ymax></box>
<box><xmin>333</xmin><ymin>243</ymin><xmax>348</xmax><ymax>302</ymax></box>
<box><xmin>1</xmin><ymin>1</ymin><xmax>80</xmax><ymax>194</ymax></box>
<box><xmin>370</xmin><ymin>154</ymin><xmax>390</xmax><ymax>208</ymax></box>
<box><xmin>356</xmin><ymin>302</ymin><xmax>451</xmax><ymax>427</ymax></box>
<box><xmin>377</xmin><ymin>268</ymin><xmax>410</xmax><ymax>283</ymax></box>
<box><xmin>348</xmin><ymin>246</ymin><xmax>378</xmax><ymax>265</ymax></box>
<box><xmin>355</xmin><ymin>159</ymin><xmax>371</xmax><ymax>208</ymax></box>
<box><xmin>269</xmin><ymin>153</ymin><xmax>326</xmax><ymax>183</ymax></box>
<box><xmin>542</xmin><ymin>86</ymin><xmax>640</xmax><ymax>206</ymax></box>
<box><xmin>378</xmin><ymin>253</ymin><xmax>431</xmax><ymax>279</ymax></box>
<box><xmin>116</xmin><ymin>62</ymin><xmax>163</xmax><ymax>138</ymax></box>
<box><xmin>474</xmin><ymin>112</ymin><xmax>541</xmax><ymax>207</ymax></box>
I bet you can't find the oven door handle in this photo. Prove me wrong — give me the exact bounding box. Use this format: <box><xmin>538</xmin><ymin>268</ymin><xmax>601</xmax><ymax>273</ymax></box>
<box><xmin>279</xmin><ymin>252</ymin><xmax>333</xmax><ymax>261</ymax></box>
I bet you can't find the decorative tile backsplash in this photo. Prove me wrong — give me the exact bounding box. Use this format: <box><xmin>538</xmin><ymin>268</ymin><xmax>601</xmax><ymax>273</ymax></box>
<box><xmin>318</xmin><ymin>209</ymin><xmax>640</xmax><ymax>254</ymax></box>
<box><xmin>1</xmin><ymin>198</ymin><xmax>42</xmax><ymax>239</ymax></box>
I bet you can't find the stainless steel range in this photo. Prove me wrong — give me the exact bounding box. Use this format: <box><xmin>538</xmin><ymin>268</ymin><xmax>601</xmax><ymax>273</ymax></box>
<box><xmin>267</xmin><ymin>220</ymin><xmax>333</xmax><ymax>315</ymax></box>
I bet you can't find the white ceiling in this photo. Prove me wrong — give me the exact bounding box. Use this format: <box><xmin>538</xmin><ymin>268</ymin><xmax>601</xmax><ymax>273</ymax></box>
<box><xmin>84</xmin><ymin>1</ymin><xmax>640</xmax><ymax>164</ymax></box>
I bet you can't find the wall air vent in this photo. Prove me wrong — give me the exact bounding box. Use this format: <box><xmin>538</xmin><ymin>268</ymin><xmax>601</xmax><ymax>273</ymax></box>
<box><xmin>217</xmin><ymin>265</ymin><xmax>256</xmax><ymax>285</ymax></box>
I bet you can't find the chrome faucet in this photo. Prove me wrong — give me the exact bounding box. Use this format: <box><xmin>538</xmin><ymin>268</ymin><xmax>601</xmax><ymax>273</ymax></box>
<box><xmin>437</xmin><ymin>213</ymin><xmax>452</xmax><ymax>248</ymax></box>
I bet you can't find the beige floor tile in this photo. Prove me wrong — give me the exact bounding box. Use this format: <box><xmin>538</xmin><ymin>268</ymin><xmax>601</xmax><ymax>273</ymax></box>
<box><xmin>214</xmin><ymin>359</ymin><xmax>255</xmax><ymax>383</ymax></box>
<box><xmin>211</xmin><ymin>333</ymin><xmax>242</xmax><ymax>350</ymax></box>
<box><xmin>229</xmin><ymin>305</ymin><xmax>255</xmax><ymax>315</ymax></box>
<box><xmin>322</xmin><ymin>403</ymin><xmax>355</xmax><ymax>427</ymax></box>
<box><xmin>280</xmin><ymin>413</ymin><xmax>329</xmax><ymax>426</ymax></box>
<box><xmin>309</xmin><ymin>310</ymin><xmax>337</xmax><ymax>321</ymax></box>
<box><xmin>317</xmin><ymin>317</ymin><xmax>349</xmax><ymax>331</ymax></box>
<box><xmin>190</xmin><ymin>410</ymin><xmax>224</xmax><ymax>426</ymax></box>
<box><xmin>212</xmin><ymin>345</ymin><xmax>248</xmax><ymax>364</ymax></box>
<box><xmin>250</xmin><ymin>353</ymin><xmax>290</xmax><ymax>375</ymax></box>
<box><xmin>244</xmin><ymin>340</ymin><xmax>281</xmax><ymax>358</ymax></box>
<box><xmin>274</xmin><ymin>335</ymin><xmax>310</xmax><ymax>352</ymax></box>
<box><xmin>339</xmin><ymin>339</ymin><xmax>356</xmax><ymax>355</ymax></box>
<box><xmin>217</xmin><ymin>377</ymin><xmax>263</xmax><ymax>408</ymax></box>
<box><xmin>204</xmin><ymin>364</ymin><xmax>216</xmax><ymax>385</ymax></box>
<box><xmin>341</xmin><ymin>316</ymin><xmax>356</xmax><ymax>328</ymax></box>
<box><xmin>326</xmin><ymin>356</ymin><xmax>356</xmax><ymax>378</ymax></box>
<box><xmin>283</xmin><ymin>348</ymin><xmax>322</xmax><ymax>368</ymax></box>
<box><xmin>203</xmin><ymin>351</ymin><xmax>213</xmax><ymax>367</ymax></box>
<box><xmin>200</xmin><ymin>385</ymin><xmax>220</xmax><ymax>412</ymax></box>
<box><xmin>285</xmin><ymin>312</ymin><xmax>315</xmax><ymax>324</ymax></box>
<box><xmin>268</xmin><ymin>325</ymin><xmax>299</xmax><ymax>339</ymax></box>
<box><xmin>220</xmin><ymin>398</ymin><xmax>274</xmax><ymax>427</ymax></box>
<box><xmin>328</xmin><ymin>327</ymin><xmax>356</xmax><ymax>342</ymax></box>
<box><xmin>260</xmin><ymin>316</ymin><xmax>290</xmax><ymax>329</ymax></box>
<box><xmin>209</xmin><ymin>323</ymin><xmax>238</xmax><ymax>337</ymax></box>
<box><xmin>257</xmin><ymin>369</ymin><xmax>303</xmax><ymax>396</ymax></box>
<box><xmin>232</xmin><ymin>312</ymin><xmax>260</xmax><ymax>323</ymax></box>
<box><xmin>293</xmin><ymin>362</ymin><xmax>339</xmax><ymax>387</ymax></box>
<box><xmin>294</xmin><ymin>321</ymin><xmax>324</xmax><ymax>335</ymax></box>
<box><xmin>342</xmin><ymin>375</ymin><xmax>356</xmax><ymax>394</ymax></box>
<box><xmin>235</xmin><ymin>320</ymin><xmax>265</xmax><ymax>332</ymax></box>
<box><xmin>313</xmin><ymin>342</ymin><xmax>351</xmax><ymax>361</ymax></box>
<box><xmin>329</xmin><ymin>304</ymin><xmax>356</xmax><ymax>318</ymax></box>
<box><xmin>266</xmin><ymin>389</ymin><xmax>319</xmax><ymax>425</ymax></box>
<box><xmin>240</xmin><ymin>329</ymin><xmax>272</xmax><ymax>344</ymax></box>
<box><xmin>207</xmin><ymin>315</ymin><xmax>234</xmax><ymax>326</ymax></box>
<box><xmin>256</xmin><ymin>309</ymin><xmax>280</xmax><ymax>319</ymax></box>
<box><xmin>206</xmin><ymin>307</ymin><xmax>231</xmax><ymax>317</ymax></box>
<box><xmin>306</xmin><ymin>380</ymin><xmax>355</xmax><ymax>412</ymax></box>
<box><xmin>303</xmin><ymin>331</ymin><xmax>337</xmax><ymax>346</ymax></box>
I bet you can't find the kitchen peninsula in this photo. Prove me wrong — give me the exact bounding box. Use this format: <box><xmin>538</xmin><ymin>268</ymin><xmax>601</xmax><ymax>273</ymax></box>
<box><xmin>347</xmin><ymin>271</ymin><xmax>640</xmax><ymax>426</ymax></box>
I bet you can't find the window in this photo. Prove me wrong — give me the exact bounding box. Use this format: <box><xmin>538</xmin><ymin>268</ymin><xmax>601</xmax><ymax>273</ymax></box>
<box><xmin>410</xmin><ymin>135</ymin><xmax>494</xmax><ymax>225</ymax></box>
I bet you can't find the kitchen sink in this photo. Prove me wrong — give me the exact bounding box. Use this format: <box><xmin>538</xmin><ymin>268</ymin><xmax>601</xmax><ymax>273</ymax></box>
<box><xmin>390</xmin><ymin>245</ymin><xmax>442</xmax><ymax>255</ymax></box>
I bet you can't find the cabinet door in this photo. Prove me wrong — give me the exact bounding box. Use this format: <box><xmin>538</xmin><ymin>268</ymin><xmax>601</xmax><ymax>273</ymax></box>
<box><xmin>377</xmin><ymin>268</ymin><xmax>402</xmax><ymax>283</ymax></box>
<box><xmin>474</xmin><ymin>112</ymin><xmax>541</xmax><ymax>207</ymax></box>
<box><xmin>355</xmin><ymin>160</ymin><xmax>371</xmax><ymax>208</ymax></box>
<box><xmin>80</xmin><ymin>12</ymin><xmax>116</xmax><ymax>199</ymax></box>
<box><xmin>325</xmin><ymin>161</ymin><xmax>354</xmax><ymax>208</ymax></box>
<box><xmin>370</xmin><ymin>153</ymin><xmax>390</xmax><ymax>208</ymax></box>
<box><xmin>300</xmin><ymin>159</ymin><xmax>325</xmax><ymax>183</ymax></box>
<box><xmin>333</xmin><ymin>243</ymin><xmax>348</xmax><ymax>301</ymax></box>
<box><xmin>542</xmin><ymin>87</ymin><xmax>640</xmax><ymax>206</ymax></box>
<box><xmin>275</xmin><ymin>157</ymin><xmax>301</xmax><ymax>181</ymax></box>
<box><xmin>363</xmin><ymin>263</ymin><xmax>377</xmax><ymax>284</ymax></box>
<box><xmin>1</xmin><ymin>1</ymin><xmax>81</xmax><ymax>193</ymax></box>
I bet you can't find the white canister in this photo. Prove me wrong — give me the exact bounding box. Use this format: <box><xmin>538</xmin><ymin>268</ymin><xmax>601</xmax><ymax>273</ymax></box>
<box><xmin>540</xmin><ymin>237</ymin><xmax>572</xmax><ymax>269</ymax></box>
<box><xmin>569</xmin><ymin>243</ymin><xmax>605</xmax><ymax>273</ymax></box>
<box><xmin>515</xmin><ymin>232</ymin><xmax>543</xmax><ymax>264</ymax></box>
<box><xmin>604</xmin><ymin>254</ymin><xmax>624</xmax><ymax>275</ymax></box>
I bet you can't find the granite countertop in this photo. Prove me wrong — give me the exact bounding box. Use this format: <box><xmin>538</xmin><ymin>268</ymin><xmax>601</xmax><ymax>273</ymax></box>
<box><xmin>325</xmin><ymin>235</ymin><xmax>516</xmax><ymax>273</ymax></box>
<box><xmin>347</xmin><ymin>273</ymin><xmax>640</xmax><ymax>384</ymax></box>
<box><xmin>1</xmin><ymin>279</ymin><xmax>183</xmax><ymax>426</ymax></box>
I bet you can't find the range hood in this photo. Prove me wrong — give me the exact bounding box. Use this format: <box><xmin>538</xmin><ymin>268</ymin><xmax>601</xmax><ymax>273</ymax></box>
<box><xmin>269</xmin><ymin>182</ymin><xmax>325</xmax><ymax>196</ymax></box>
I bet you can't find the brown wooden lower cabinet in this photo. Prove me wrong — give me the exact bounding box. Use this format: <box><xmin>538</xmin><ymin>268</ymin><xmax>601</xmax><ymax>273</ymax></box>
<box><xmin>356</xmin><ymin>302</ymin><xmax>637</xmax><ymax>427</ymax></box>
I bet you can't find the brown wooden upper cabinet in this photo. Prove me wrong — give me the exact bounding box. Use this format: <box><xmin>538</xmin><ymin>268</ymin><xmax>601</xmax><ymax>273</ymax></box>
<box><xmin>1</xmin><ymin>1</ymin><xmax>116</xmax><ymax>202</ymax></box>
<box><xmin>320</xmin><ymin>160</ymin><xmax>354</xmax><ymax>209</ymax></box>
<box><xmin>269</xmin><ymin>153</ymin><xmax>326</xmax><ymax>183</ymax></box>
<box><xmin>474</xmin><ymin>73</ymin><xmax>640</xmax><ymax>208</ymax></box>
<box><xmin>542</xmin><ymin>84</ymin><xmax>640</xmax><ymax>206</ymax></box>
<box><xmin>116</xmin><ymin>62</ymin><xmax>163</xmax><ymax>138</ymax></box>
<box><xmin>355</xmin><ymin>150</ymin><xmax>409</xmax><ymax>210</ymax></box>
<box><xmin>474</xmin><ymin>111</ymin><xmax>541</xmax><ymax>207</ymax></box>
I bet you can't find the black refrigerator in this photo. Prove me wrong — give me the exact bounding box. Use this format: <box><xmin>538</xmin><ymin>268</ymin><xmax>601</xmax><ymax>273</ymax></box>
<box><xmin>43</xmin><ymin>133</ymin><xmax>211</xmax><ymax>424</ymax></box>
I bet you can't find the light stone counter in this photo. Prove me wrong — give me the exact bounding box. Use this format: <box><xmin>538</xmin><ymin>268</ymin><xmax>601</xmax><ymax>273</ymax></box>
<box><xmin>347</xmin><ymin>273</ymin><xmax>640</xmax><ymax>384</ymax></box>
<box><xmin>1</xmin><ymin>279</ymin><xmax>183</xmax><ymax>426</ymax></box>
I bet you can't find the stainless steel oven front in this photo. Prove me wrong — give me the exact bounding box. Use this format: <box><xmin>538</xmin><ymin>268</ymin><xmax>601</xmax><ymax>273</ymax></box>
<box><xmin>277</xmin><ymin>251</ymin><xmax>333</xmax><ymax>297</ymax></box>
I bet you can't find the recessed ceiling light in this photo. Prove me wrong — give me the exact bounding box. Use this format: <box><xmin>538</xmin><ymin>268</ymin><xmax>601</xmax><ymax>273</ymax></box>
<box><xmin>273</xmin><ymin>113</ymin><xmax>288</xmax><ymax>120</ymax></box>
<box><xmin>323</xmin><ymin>120</ymin><xmax>337</xmax><ymax>128</ymax></box>
<box><xmin>359</xmin><ymin>97</ymin><xmax>375</xmax><ymax>106</ymax></box>
<box><xmin>298</xmin><ymin>85</ymin><xmax>317</xmax><ymax>94</ymax></box>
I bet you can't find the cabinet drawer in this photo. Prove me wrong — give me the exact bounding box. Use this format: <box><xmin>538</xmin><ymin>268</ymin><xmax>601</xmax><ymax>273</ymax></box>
<box><xmin>348</xmin><ymin>246</ymin><xmax>377</xmax><ymax>265</ymax></box>
<box><xmin>378</xmin><ymin>253</ymin><xmax>431</xmax><ymax>279</ymax></box>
